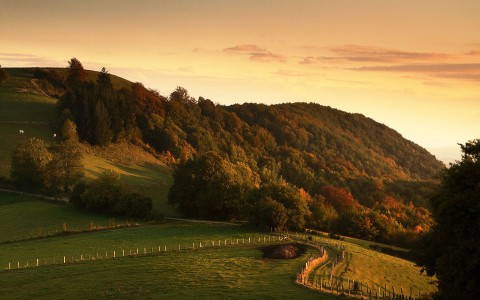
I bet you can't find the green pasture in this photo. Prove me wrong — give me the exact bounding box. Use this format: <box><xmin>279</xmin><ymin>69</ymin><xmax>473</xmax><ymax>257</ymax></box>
<box><xmin>82</xmin><ymin>154</ymin><xmax>175</xmax><ymax>216</ymax></box>
<box><xmin>309</xmin><ymin>234</ymin><xmax>437</xmax><ymax>296</ymax></box>
<box><xmin>0</xmin><ymin>246</ymin><xmax>328</xmax><ymax>300</ymax></box>
<box><xmin>0</xmin><ymin>192</ymin><xmax>130</xmax><ymax>242</ymax></box>
<box><xmin>0</xmin><ymin>221</ymin><xmax>263</xmax><ymax>265</ymax></box>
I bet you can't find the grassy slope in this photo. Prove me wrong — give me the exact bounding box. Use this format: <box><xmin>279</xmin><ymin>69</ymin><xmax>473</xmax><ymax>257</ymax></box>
<box><xmin>0</xmin><ymin>192</ymin><xmax>131</xmax><ymax>242</ymax></box>
<box><xmin>308</xmin><ymin>234</ymin><xmax>437</xmax><ymax>296</ymax></box>
<box><xmin>0</xmin><ymin>68</ymin><xmax>175</xmax><ymax>216</ymax></box>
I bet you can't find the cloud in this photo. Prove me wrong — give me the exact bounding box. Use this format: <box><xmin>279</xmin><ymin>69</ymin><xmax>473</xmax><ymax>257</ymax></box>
<box><xmin>275</xmin><ymin>70</ymin><xmax>313</xmax><ymax>77</ymax></box>
<box><xmin>352</xmin><ymin>63</ymin><xmax>480</xmax><ymax>82</ymax></box>
<box><xmin>466</xmin><ymin>50</ymin><xmax>480</xmax><ymax>56</ymax></box>
<box><xmin>299</xmin><ymin>44</ymin><xmax>451</xmax><ymax>65</ymax></box>
<box><xmin>223</xmin><ymin>44</ymin><xmax>287</xmax><ymax>63</ymax></box>
<box><xmin>0</xmin><ymin>53</ymin><xmax>63</xmax><ymax>67</ymax></box>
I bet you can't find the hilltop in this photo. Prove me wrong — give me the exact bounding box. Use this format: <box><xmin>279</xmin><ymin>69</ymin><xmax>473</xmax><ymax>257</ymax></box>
<box><xmin>0</xmin><ymin>64</ymin><xmax>444</xmax><ymax>245</ymax></box>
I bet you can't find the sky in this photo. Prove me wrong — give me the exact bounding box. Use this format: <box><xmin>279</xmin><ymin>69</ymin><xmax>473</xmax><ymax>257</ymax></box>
<box><xmin>1</xmin><ymin>0</ymin><xmax>479</xmax><ymax>162</ymax></box>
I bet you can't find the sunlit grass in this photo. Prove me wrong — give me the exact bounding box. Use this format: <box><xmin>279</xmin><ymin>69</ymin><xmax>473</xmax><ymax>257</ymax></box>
<box><xmin>309</xmin><ymin>234</ymin><xmax>437</xmax><ymax>296</ymax></box>
<box><xmin>0</xmin><ymin>192</ymin><xmax>129</xmax><ymax>242</ymax></box>
<box><xmin>0</xmin><ymin>246</ymin><xmax>329</xmax><ymax>300</ymax></box>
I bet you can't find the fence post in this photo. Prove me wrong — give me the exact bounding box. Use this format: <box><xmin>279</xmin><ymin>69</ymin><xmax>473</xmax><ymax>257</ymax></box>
<box><xmin>36</xmin><ymin>259</ymin><xmax>39</xmax><ymax>267</ymax></box>
<box><xmin>8</xmin><ymin>262</ymin><xmax>10</xmax><ymax>270</ymax></box>
<box><xmin>63</xmin><ymin>256</ymin><xmax>66</xmax><ymax>264</ymax></box>
<box><xmin>114</xmin><ymin>251</ymin><xmax>116</xmax><ymax>258</ymax></box>
<box><xmin>123</xmin><ymin>250</ymin><xmax>125</xmax><ymax>257</ymax></box>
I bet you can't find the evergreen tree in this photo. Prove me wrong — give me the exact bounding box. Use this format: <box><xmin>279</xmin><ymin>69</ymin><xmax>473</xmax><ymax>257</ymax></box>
<box><xmin>413</xmin><ymin>139</ymin><xmax>480</xmax><ymax>299</ymax></box>
<box><xmin>92</xmin><ymin>101</ymin><xmax>113</xmax><ymax>146</ymax></box>
<box><xmin>66</xmin><ymin>58</ymin><xmax>87</xmax><ymax>86</ymax></box>
<box><xmin>0</xmin><ymin>65</ymin><xmax>9</xmax><ymax>86</ymax></box>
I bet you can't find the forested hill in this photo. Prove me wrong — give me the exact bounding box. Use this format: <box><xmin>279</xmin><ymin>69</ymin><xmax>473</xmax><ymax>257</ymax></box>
<box><xmin>228</xmin><ymin>102</ymin><xmax>442</xmax><ymax>181</ymax></box>
<box><xmin>2</xmin><ymin>63</ymin><xmax>445</xmax><ymax>244</ymax></box>
<box><xmin>8</xmin><ymin>65</ymin><xmax>444</xmax><ymax>188</ymax></box>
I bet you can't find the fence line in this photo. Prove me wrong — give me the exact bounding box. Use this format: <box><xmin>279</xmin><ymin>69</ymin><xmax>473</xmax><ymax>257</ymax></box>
<box><xmin>2</xmin><ymin>234</ymin><xmax>290</xmax><ymax>272</ymax></box>
<box><xmin>291</xmin><ymin>233</ymin><xmax>428</xmax><ymax>300</ymax></box>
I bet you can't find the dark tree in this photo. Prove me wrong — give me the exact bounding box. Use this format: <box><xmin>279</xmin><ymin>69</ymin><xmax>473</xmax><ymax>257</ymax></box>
<box><xmin>10</xmin><ymin>138</ymin><xmax>52</xmax><ymax>191</ymax></box>
<box><xmin>45</xmin><ymin>141</ymin><xmax>84</xmax><ymax>193</ymax></box>
<box><xmin>67</xmin><ymin>58</ymin><xmax>87</xmax><ymax>85</ymax></box>
<box><xmin>0</xmin><ymin>65</ymin><xmax>9</xmax><ymax>86</ymax></box>
<box><xmin>92</xmin><ymin>101</ymin><xmax>113</xmax><ymax>145</ymax></box>
<box><xmin>413</xmin><ymin>139</ymin><xmax>480</xmax><ymax>300</ymax></box>
<box><xmin>97</xmin><ymin>67</ymin><xmax>112</xmax><ymax>90</ymax></box>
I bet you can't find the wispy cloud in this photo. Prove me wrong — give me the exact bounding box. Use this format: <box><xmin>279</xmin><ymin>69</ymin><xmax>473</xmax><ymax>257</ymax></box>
<box><xmin>0</xmin><ymin>53</ymin><xmax>63</xmax><ymax>67</ymax></box>
<box><xmin>275</xmin><ymin>70</ymin><xmax>313</xmax><ymax>77</ymax></box>
<box><xmin>466</xmin><ymin>50</ymin><xmax>480</xmax><ymax>56</ymax></box>
<box><xmin>353</xmin><ymin>63</ymin><xmax>480</xmax><ymax>82</ymax></box>
<box><xmin>299</xmin><ymin>44</ymin><xmax>451</xmax><ymax>65</ymax></box>
<box><xmin>223</xmin><ymin>44</ymin><xmax>287</xmax><ymax>63</ymax></box>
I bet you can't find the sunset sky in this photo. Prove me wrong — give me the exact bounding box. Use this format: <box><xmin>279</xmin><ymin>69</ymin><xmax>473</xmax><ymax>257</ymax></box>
<box><xmin>1</xmin><ymin>0</ymin><xmax>479</xmax><ymax>161</ymax></box>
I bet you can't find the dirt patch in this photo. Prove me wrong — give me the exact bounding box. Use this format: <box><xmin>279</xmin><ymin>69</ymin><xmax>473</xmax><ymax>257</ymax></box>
<box><xmin>260</xmin><ymin>243</ymin><xmax>307</xmax><ymax>259</ymax></box>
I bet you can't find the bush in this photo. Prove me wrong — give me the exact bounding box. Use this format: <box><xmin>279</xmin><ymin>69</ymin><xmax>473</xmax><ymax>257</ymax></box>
<box><xmin>71</xmin><ymin>170</ymin><xmax>153</xmax><ymax>219</ymax></box>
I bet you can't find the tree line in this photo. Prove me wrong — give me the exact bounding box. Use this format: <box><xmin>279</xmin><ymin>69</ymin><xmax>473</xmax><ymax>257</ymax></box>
<box><xmin>19</xmin><ymin>58</ymin><xmax>442</xmax><ymax>246</ymax></box>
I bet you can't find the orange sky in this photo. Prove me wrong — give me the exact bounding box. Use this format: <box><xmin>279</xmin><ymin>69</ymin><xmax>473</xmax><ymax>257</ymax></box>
<box><xmin>1</xmin><ymin>0</ymin><xmax>479</xmax><ymax>159</ymax></box>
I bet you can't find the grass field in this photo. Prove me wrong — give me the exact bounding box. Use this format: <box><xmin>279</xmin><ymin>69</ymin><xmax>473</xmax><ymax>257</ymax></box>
<box><xmin>0</xmin><ymin>192</ymin><xmax>132</xmax><ymax>242</ymax></box>
<box><xmin>307</xmin><ymin>234</ymin><xmax>437</xmax><ymax>296</ymax></box>
<box><xmin>0</xmin><ymin>246</ymin><xmax>327</xmax><ymax>300</ymax></box>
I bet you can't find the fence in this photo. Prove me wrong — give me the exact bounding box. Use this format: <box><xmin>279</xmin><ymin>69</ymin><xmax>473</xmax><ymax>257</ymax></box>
<box><xmin>291</xmin><ymin>233</ymin><xmax>429</xmax><ymax>300</ymax></box>
<box><xmin>2</xmin><ymin>234</ymin><xmax>289</xmax><ymax>272</ymax></box>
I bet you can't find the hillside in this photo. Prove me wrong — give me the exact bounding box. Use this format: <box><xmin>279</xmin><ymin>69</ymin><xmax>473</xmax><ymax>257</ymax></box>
<box><xmin>0</xmin><ymin>67</ymin><xmax>175</xmax><ymax>216</ymax></box>
<box><xmin>0</xmin><ymin>64</ymin><xmax>444</xmax><ymax>244</ymax></box>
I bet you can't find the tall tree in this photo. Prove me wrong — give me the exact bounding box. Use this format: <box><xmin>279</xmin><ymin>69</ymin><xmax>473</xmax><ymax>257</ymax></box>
<box><xmin>413</xmin><ymin>139</ymin><xmax>480</xmax><ymax>299</ymax></box>
<box><xmin>66</xmin><ymin>58</ymin><xmax>87</xmax><ymax>85</ymax></box>
<box><xmin>0</xmin><ymin>65</ymin><xmax>9</xmax><ymax>86</ymax></box>
<box><xmin>10</xmin><ymin>138</ymin><xmax>52</xmax><ymax>191</ymax></box>
<box><xmin>96</xmin><ymin>67</ymin><xmax>112</xmax><ymax>90</ymax></box>
<box><xmin>92</xmin><ymin>101</ymin><xmax>113</xmax><ymax>146</ymax></box>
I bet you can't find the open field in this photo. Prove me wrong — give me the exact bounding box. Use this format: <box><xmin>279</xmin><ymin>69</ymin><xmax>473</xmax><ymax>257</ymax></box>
<box><xmin>0</xmin><ymin>192</ymin><xmax>131</xmax><ymax>242</ymax></box>
<box><xmin>0</xmin><ymin>246</ymin><xmax>327</xmax><ymax>300</ymax></box>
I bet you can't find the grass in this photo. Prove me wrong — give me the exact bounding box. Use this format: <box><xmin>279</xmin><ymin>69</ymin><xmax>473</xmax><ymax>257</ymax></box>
<box><xmin>82</xmin><ymin>152</ymin><xmax>175</xmax><ymax>216</ymax></box>
<box><xmin>308</xmin><ymin>234</ymin><xmax>437</xmax><ymax>296</ymax></box>
<box><xmin>0</xmin><ymin>246</ymin><xmax>328</xmax><ymax>300</ymax></box>
<box><xmin>0</xmin><ymin>192</ymin><xmax>130</xmax><ymax>242</ymax></box>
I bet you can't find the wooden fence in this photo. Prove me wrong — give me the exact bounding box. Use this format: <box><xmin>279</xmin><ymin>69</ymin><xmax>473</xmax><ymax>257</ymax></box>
<box><xmin>291</xmin><ymin>233</ymin><xmax>429</xmax><ymax>300</ymax></box>
<box><xmin>2</xmin><ymin>234</ymin><xmax>289</xmax><ymax>272</ymax></box>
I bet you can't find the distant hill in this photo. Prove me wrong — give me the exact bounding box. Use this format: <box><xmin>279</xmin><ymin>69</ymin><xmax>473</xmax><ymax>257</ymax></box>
<box><xmin>0</xmin><ymin>65</ymin><xmax>445</xmax><ymax>244</ymax></box>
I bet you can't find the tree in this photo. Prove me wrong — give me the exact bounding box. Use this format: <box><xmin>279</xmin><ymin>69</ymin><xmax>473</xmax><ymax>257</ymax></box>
<box><xmin>46</xmin><ymin>141</ymin><xmax>84</xmax><ymax>193</ymax></box>
<box><xmin>70</xmin><ymin>169</ymin><xmax>153</xmax><ymax>218</ymax></box>
<box><xmin>97</xmin><ymin>67</ymin><xmax>112</xmax><ymax>90</ymax></box>
<box><xmin>0</xmin><ymin>65</ymin><xmax>9</xmax><ymax>86</ymax></box>
<box><xmin>92</xmin><ymin>101</ymin><xmax>113</xmax><ymax>145</ymax></box>
<box><xmin>308</xmin><ymin>195</ymin><xmax>338</xmax><ymax>231</ymax></box>
<box><xmin>168</xmin><ymin>152</ymin><xmax>258</xmax><ymax>220</ymax></box>
<box><xmin>61</xmin><ymin>119</ymin><xmax>79</xmax><ymax>142</ymax></box>
<box><xmin>10</xmin><ymin>138</ymin><xmax>52</xmax><ymax>191</ymax></box>
<box><xmin>413</xmin><ymin>139</ymin><xmax>480</xmax><ymax>299</ymax></box>
<box><xmin>248</xmin><ymin>183</ymin><xmax>310</xmax><ymax>230</ymax></box>
<box><xmin>66</xmin><ymin>58</ymin><xmax>87</xmax><ymax>85</ymax></box>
